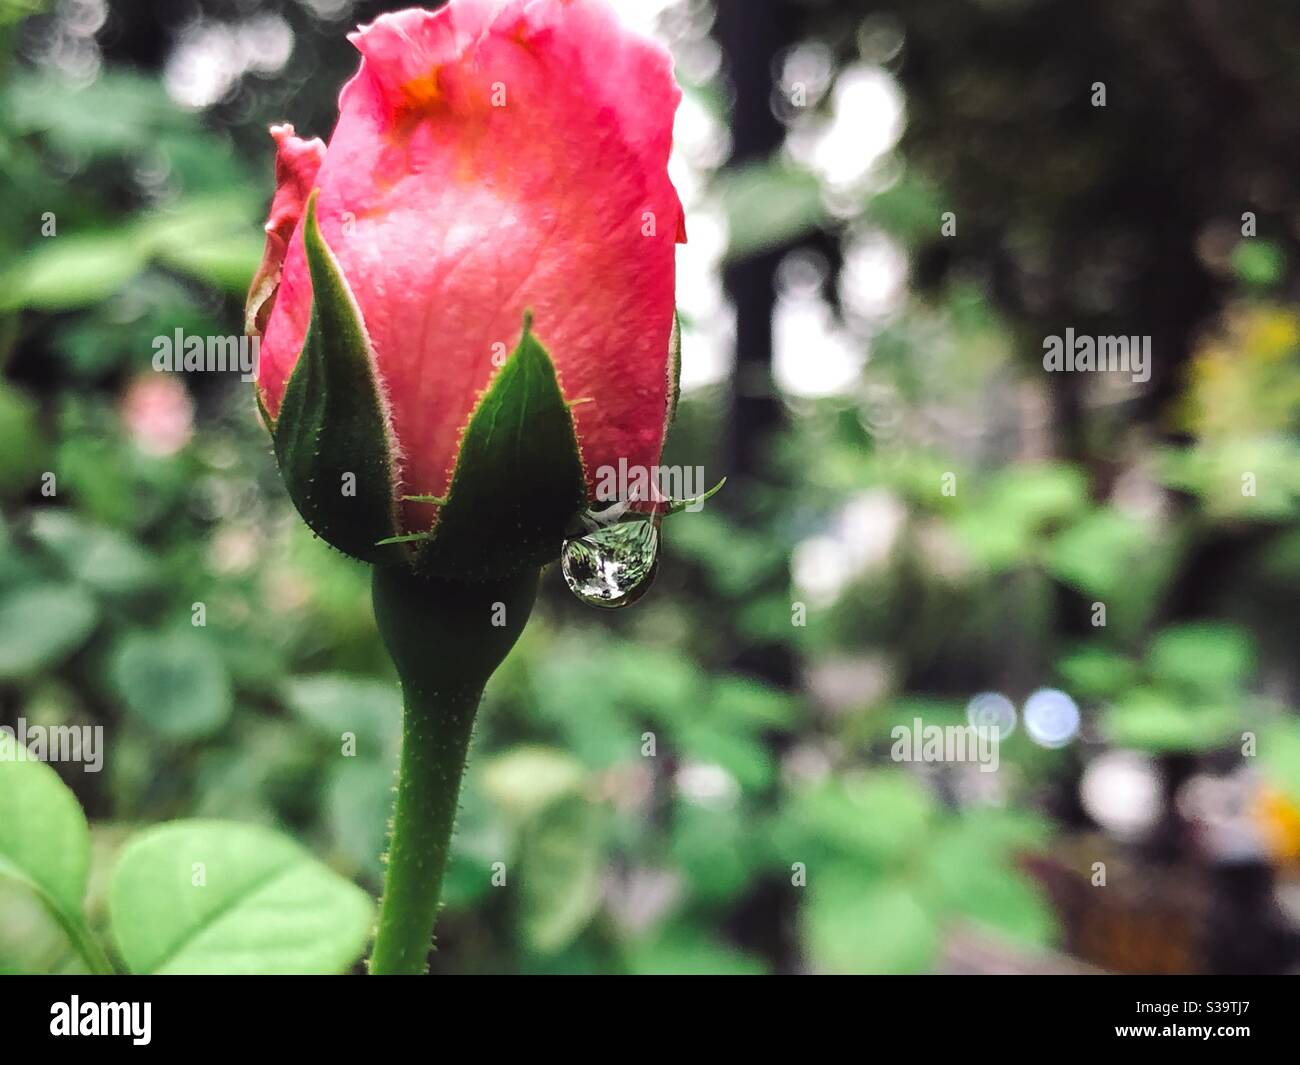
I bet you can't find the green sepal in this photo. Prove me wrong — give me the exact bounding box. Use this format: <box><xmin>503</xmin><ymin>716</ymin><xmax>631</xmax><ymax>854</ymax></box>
<box><xmin>271</xmin><ymin>191</ymin><xmax>402</xmax><ymax>564</ymax></box>
<box><xmin>401</xmin><ymin>314</ymin><xmax>587</xmax><ymax>581</ymax></box>
<box><xmin>666</xmin><ymin>310</ymin><xmax>682</xmax><ymax>429</ymax></box>
<box><xmin>663</xmin><ymin>475</ymin><xmax>726</xmax><ymax>515</ymax></box>
<box><xmin>254</xmin><ymin>388</ymin><xmax>273</xmax><ymax>434</ymax></box>
<box><xmin>564</xmin><ymin>476</ymin><xmax>727</xmax><ymax>538</ymax></box>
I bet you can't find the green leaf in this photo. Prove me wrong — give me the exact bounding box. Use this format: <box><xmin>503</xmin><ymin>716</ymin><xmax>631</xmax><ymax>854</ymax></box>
<box><xmin>678</xmin><ymin>722</ymin><xmax>774</xmax><ymax>791</ymax></box>
<box><xmin>5</xmin><ymin>69</ymin><xmax>188</xmax><ymax>158</ymax></box>
<box><xmin>1259</xmin><ymin>723</ymin><xmax>1300</xmax><ymax>804</ymax></box>
<box><xmin>1157</xmin><ymin>438</ymin><xmax>1300</xmax><ymax>521</ymax></box>
<box><xmin>991</xmin><ymin>463</ymin><xmax>1089</xmax><ymax>528</ymax></box>
<box><xmin>0</xmin><ymin>583</ymin><xmax>98</xmax><ymax>679</ymax></box>
<box><xmin>709</xmin><ymin>674</ymin><xmax>799</xmax><ymax>730</ymax></box>
<box><xmin>866</xmin><ymin>171</ymin><xmax>947</xmax><ymax>243</ymax></box>
<box><xmin>0</xmin><ymin>757</ymin><xmax>111</xmax><ymax>973</ymax></box>
<box><xmin>924</xmin><ymin>823</ymin><xmax>1057</xmax><ymax>947</ymax></box>
<box><xmin>955</xmin><ymin>464</ymin><xmax>1088</xmax><ymax>569</ymax></box>
<box><xmin>804</xmin><ymin>874</ymin><xmax>938</xmax><ymax>974</ymax></box>
<box><xmin>671</xmin><ymin>804</ymin><xmax>753</xmax><ymax>901</ymax></box>
<box><xmin>480</xmin><ymin>746</ymin><xmax>587</xmax><ymax>821</ymax></box>
<box><xmin>0</xmin><ymin>1</ymin><xmax>46</xmax><ymax>28</ymax></box>
<box><xmin>0</xmin><ymin>232</ymin><xmax>148</xmax><ymax>313</ymax></box>
<box><xmin>781</xmin><ymin>771</ymin><xmax>934</xmax><ymax>870</ymax></box>
<box><xmin>108</xmin><ymin>820</ymin><xmax>374</xmax><ymax>975</ymax></box>
<box><xmin>109</xmin><ymin>630</ymin><xmax>233</xmax><ymax>740</ymax></box>
<box><xmin>0</xmin><ymin>757</ymin><xmax>90</xmax><ymax>929</ymax></box>
<box><xmin>624</xmin><ymin>930</ymin><xmax>767</xmax><ymax>975</ymax></box>
<box><xmin>413</xmin><ymin>314</ymin><xmax>587</xmax><ymax>580</ymax></box>
<box><xmin>282</xmin><ymin>673</ymin><xmax>401</xmax><ymax>759</ymax></box>
<box><xmin>1056</xmin><ymin>646</ymin><xmax>1139</xmax><ymax>700</ymax></box>
<box><xmin>29</xmin><ymin>510</ymin><xmax>160</xmax><ymax>596</ymax></box>
<box><xmin>0</xmin><ymin>382</ymin><xmax>45</xmax><ymax>497</ymax></box>
<box><xmin>667</xmin><ymin>510</ymin><xmax>786</xmax><ymax>597</ymax></box>
<box><xmin>1147</xmin><ymin>622</ymin><xmax>1254</xmax><ymax>696</ymax></box>
<box><xmin>272</xmin><ymin>191</ymin><xmax>401</xmax><ymax>564</ymax></box>
<box><xmin>158</xmin><ymin>234</ymin><xmax>264</xmax><ymax>294</ymax></box>
<box><xmin>1103</xmin><ymin>686</ymin><xmax>1238</xmax><ymax>752</ymax></box>
<box><xmin>138</xmin><ymin>194</ymin><xmax>264</xmax><ymax>296</ymax></box>
<box><xmin>517</xmin><ymin>796</ymin><xmax>605</xmax><ymax>954</ymax></box>
<box><xmin>1044</xmin><ymin>508</ymin><xmax>1154</xmax><ymax>599</ymax></box>
<box><xmin>440</xmin><ymin>778</ymin><xmax>510</xmax><ymax>910</ymax></box>
<box><xmin>717</xmin><ymin>160</ymin><xmax>826</xmax><ymax>261</ymax></box>
<box><xmin>326</xmin><ymin>760</ymin><xmax>394</xmax><ymax>883</ymax></box>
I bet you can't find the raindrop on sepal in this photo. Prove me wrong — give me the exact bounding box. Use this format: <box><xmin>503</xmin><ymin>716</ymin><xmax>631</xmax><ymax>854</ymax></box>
<box><xmin>561</xmin><ymin>516</ymin><xmax>660</xmax><ymax>609</ymax></box>
<box><xmin>558</xmin><ymin>478</ymin><xmax>723</xmax><ymax>609</ymax></box>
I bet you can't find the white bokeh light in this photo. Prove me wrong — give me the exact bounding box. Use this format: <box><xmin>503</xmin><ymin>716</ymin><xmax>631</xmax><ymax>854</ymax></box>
<box><xmin>773</xmin><ymin>291</ymin><xmax>864</xmax><ymax>398</ymax></box>
<box><xmin>675</xmin><ymin>761</ymin><xmax>740</xmax><ymax>808</ymax></box>
<box><xmin>674</xmin><ymin>205</ymin><xmax>734</xmax><ymax>391</ymax></box>
<box><xmin>793</xmin><ymin>489</ymin><xmax>907</xmax><ymax>606</ymax></box>
<box><xmin>966</xmin><ymin>692</ymin><xmax>1017</xmax><ymax>740</ymax></box>
<box><xmin>164</xmin><ymin>15</ymin><xmax>295</xmax><ymax>110</ymax></box>
<box><xmin>788</xmin><ymin>63</ymin><xmax>904</xmax><ymax>194</ymax></box>
<box><xmin>1081</xmin><ymin>751</ymin><xmax>1163</xmax><ymax>840</ymax></box>
<box><xmin>1023</xmin><ymin>688</ymin><xmax>1081</xmax><ymax>748</ymax></box>
<box><xmin>840</xmin><ymin>229</ymin><xmax>908</xmax><ymax>326</ymax></box>
<box><xmin>608</xmin><ymin>0</ymin><xmax>681</xmax><ymax>38</ymax></box>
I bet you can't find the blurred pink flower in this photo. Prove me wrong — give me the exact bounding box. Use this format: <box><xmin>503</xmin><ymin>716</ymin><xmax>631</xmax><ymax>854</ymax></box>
<box><xmin>120</xmin><ymin>374</ymin><xmax>195</xmax><ymax>457</ymax></box>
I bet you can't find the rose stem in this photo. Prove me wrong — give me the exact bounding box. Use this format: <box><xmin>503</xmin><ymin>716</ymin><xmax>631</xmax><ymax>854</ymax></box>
<box><xmin>368</xmin><ymin>564</ymin><xmax>538</xmax><ymax>975</ymax></box>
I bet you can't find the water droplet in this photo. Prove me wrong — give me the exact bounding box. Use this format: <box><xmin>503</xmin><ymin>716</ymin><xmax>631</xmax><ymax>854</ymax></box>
<box><xmin>561</xmin><ymin>517</ymin><xmax>659</xmax><ymax>609</ymax></box>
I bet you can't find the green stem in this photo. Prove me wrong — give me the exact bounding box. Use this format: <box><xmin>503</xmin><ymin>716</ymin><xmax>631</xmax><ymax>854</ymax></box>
<box><xmin>31</xmin><ymin>890</ymin><xmax>114</xmax><ymax>974</ymax></box>
<box><xmin>369</xmin><ymin>675</ymin><xmax>479</xmax><ymax>975</ymax></box>
<box><xmin>63</xmin><ymin>915</ymin><xmax>115</xmax><ymax>976</ymax></box>
<box><xmin>368</xmin><ymin>564</ymin><xmax>538</xmax><ymax>975</ymax></box>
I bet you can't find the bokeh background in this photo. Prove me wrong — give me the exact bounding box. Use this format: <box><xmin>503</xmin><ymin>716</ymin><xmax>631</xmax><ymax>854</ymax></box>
<box><xmin>1</xmin><ymin>0</ymin><xmax>1299</xmax><ymax>975</ymax></box>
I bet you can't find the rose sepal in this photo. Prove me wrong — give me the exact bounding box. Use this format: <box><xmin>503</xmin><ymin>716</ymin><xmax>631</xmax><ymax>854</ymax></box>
<box><xmin>380</xmin><ymin>313</ymin><xmax>588</xmax><ymax>581</ymax></box>
<box><xmin>268</xmin><ymin>191</ymin><xmax>404</xmax><ymax>564</ymax></box>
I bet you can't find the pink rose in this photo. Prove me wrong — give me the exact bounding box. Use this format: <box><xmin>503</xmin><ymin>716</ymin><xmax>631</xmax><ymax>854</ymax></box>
<box><xmin>248</xmin><ymin>0</ymin><xmax>685</xmax><ymax>553</ymax></box>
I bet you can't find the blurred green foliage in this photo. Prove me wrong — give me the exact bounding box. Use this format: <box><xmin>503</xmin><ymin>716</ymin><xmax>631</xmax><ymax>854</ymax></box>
<box><xmin>0</xmin><ymin>1</ymin><xmax>1298</xmax><ymax>976</ymax></box>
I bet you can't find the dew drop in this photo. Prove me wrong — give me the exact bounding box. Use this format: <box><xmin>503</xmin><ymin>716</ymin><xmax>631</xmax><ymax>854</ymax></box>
<box><xmin>561</xmin><ymin>517</ymin><xmax>660</xmax><ymax>609</ymax></box>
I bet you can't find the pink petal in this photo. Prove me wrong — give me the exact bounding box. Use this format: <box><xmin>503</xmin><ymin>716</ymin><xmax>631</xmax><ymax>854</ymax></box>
<box><xmin>246</xmin><ymin>125</ymin><xmax>326</xmax><ymax>341</ymax></box>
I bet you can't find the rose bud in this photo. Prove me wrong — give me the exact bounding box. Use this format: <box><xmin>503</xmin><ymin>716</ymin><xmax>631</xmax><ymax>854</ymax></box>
<box><xmin>246</xmin><ymin>1</ymin><xmax>686</xmax><ymax>580</ymax></box>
